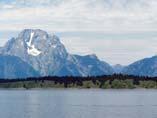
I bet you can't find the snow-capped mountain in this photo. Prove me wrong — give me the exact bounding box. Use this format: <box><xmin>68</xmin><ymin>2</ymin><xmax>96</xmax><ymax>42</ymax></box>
<box><xmin>0</xmin><ymin>55</ymin><xmax>39</xmax><ymax>79</ymax></box>
<box><xmin>0</xmin><ymin>29</ymin><xmax>114</xmax><ymax>77</ymax></box>
<box><xmin>1</xmin><ymin>29</ymin><xmax>68</xmax><ymax>76</ymax></box>
<box><xmin>122</xmin><ymin>56</ymin><xmax>157</xmax><ymax>77</ymax></box>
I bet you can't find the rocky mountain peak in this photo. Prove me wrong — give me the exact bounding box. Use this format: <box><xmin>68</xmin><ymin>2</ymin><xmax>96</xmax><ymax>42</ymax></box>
<box><xmin>86</xmin><ymin>54</ymin><xmax>98</xmax><ymax>59</ymax></box>
<box><xmin>0</xmin><ymin>29</ymin><xmax>114</xmax><ymax>77</ymax></box>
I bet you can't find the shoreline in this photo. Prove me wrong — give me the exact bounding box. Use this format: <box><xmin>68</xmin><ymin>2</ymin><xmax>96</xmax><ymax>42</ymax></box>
<box><xmin>0</xmin><ymin>75</ymin><xmax>157</xmax><ymax>89</ymax></box>
<box><xmin>0</xmin><ymin>87</ymin><xmax>156</xmax><ymax>90</ymax></box>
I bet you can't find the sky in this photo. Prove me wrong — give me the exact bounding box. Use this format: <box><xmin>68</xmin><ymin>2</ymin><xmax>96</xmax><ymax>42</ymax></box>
<box><xmin>0</xmin><ymin>0</ymin><xmax>157</xmax><ymax>65</ymax></box>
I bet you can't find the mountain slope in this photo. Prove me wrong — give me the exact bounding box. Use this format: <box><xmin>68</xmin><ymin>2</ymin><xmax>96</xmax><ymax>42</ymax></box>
<box><xmin>54</xmin><ymin>54</ymin><xmax>114</xmax><ymax>76</ymax></box>
<box><xmin>1</xmin><ymin>29</ymin><xmax>68</xmax><ymax>76</ymax></box>
<box><xmin>122</xmin><ymin>56</ymin><xmax>157</xmax><ymax>77</ymax></box>
<box><xmin>0</xmin><ymin>29</ymin><xmax>114</xmax><ymax>77</ymax></box>
<box><xmin>113</xmin><ymin>64</ymin><xmax>124</xmax><ymax>73</ymax></box>
<box><xmin>0</xmin><ymin>55</ymin><xmax>39</xmax><ymax>79</ymax></box>
<box><xmin>69</xmin><ymin>54</ymin><xmax>114</xmax><ymax>76</ymax></box>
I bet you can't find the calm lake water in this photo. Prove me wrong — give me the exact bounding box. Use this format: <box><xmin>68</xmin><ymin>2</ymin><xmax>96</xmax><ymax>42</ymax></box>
<box><xmin>0</xmin><ymin>89</ymin><xmax>157</xmax><ymax>118</ymax></box>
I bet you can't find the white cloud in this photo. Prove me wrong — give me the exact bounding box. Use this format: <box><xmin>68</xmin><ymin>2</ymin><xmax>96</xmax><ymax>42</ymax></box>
<box><xmin>60</xmin><ymin>33</ymin><xmax>157</xmax><ymax>65</ymax></box>
<box><xmin>0</xmin><ymin>0</ymin><xmax>157</xmax><ymax>32</ymax></box>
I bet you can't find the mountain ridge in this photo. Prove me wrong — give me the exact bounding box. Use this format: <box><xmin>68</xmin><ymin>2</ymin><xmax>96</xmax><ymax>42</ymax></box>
<box><xmin>0</xmin><ymin>29</ymin><xmax>114</xmax><ymax>78</ymax></box>
<box><xmin>0</xmin><ymin>54</ymin><xmax>39</xmax><ymax>79</ymax></box>
<box><xmin>0</xmin><ymin>29</ymin><xmax>157</xmax><ymax>78</ymax></box>
<box><xmin>122</xmin><ymin>55</ymin><xmax>157</xmax><ymax>77</ymax></box>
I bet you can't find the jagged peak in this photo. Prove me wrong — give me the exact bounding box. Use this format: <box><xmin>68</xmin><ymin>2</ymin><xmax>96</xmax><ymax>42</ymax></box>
<box><xmin>86</xmin><ymin>54</ymin><xmax>98</xmax><ymax>59</ymax></box>
<box><xmin>0</xmin><ymin>29</ymin><xmax>114</xmax><ymax>77</ymax></box>
<box><xmin>19</xmin><ymin>29</ymin><xmax>56</xmax><ymax>37</ymax></box>
<box><xmin>21</xmin><ymin>29</ymin><xmax>47</xmax><ymax>33</ymax></box>
<box><xmin>72</xmin><ymin>54</ymin><xmax>98</xmax><ymax>60</ymax></box>
<box><xmin>19</xmin><ymin>29</ymin><xmax>48</xmax><ymax>37</ymax></box>
<box><xmin>16</xmin><ymin>29</ymin><xmax>60</xmax><ymax>43</ymax></box>
<box><xmin>151</xmin><ymin>55</ymin><xmax>157</xmax><ymax>58</ymax></box>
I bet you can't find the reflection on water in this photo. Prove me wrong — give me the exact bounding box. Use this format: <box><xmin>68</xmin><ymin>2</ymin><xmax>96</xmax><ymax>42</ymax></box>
<box><xmin>0</xmin><ymin>89</ymin><xmax>157</xmax><ymax>118</ymax></box>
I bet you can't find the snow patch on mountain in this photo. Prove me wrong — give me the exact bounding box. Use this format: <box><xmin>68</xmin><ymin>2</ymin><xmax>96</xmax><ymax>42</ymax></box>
<box><xmin>26</xmin><ymin>32</ymin><xmax>41</xmax><ymax>56</ymax></box>
<box><xmin>52</xmin><ymin>45</ymin><xmax>57</xmax><ymax>48</ymax></box>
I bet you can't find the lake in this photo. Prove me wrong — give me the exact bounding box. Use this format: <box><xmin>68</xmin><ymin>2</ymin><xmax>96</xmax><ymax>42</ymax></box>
<box><xmin>0</xmin><ymin>89</ymin><xmax>157</xmax><ymax>118</ymax></box>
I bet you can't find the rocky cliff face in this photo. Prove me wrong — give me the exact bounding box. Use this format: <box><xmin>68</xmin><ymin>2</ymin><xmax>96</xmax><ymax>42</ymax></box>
<box><xmin>0</xmin><ymin>29</ymin><xmax>114</xmax><ymax>77</ymax></box>
<box><xmin>1</xmin><ymin>29</ymin><xmax>68</xmax><ymax>76</ymax></box>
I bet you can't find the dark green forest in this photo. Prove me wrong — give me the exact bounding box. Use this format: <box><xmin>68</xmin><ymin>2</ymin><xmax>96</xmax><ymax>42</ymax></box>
<box><xmin>0</xmin><ymin>74</ymin><xmax>157</xmax><ymax>89</ymax></box>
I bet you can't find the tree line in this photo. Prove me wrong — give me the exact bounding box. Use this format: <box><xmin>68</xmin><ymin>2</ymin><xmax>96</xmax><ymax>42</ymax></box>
<box><xmin>0</xmin><ymin>74</ymin><xmax>157</xmax><ymax>89</ymax></box>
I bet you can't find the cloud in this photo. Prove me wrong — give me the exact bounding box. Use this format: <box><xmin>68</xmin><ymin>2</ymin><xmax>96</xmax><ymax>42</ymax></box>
<box><xmin>0</xmin><ymin>0</ymin><xmax>157</xmax><ymax>32</ymax></box>
<box><xmin>60</xmin><ymin>32</ymin><xmax>157</xmax><ymax>65</ymax></box>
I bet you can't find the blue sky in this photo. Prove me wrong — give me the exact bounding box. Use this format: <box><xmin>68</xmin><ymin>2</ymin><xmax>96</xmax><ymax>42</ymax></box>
<box><xmin>0</xmin><ymin>0</ymin><xmax>157</xmax><ymax>65</ymax></box>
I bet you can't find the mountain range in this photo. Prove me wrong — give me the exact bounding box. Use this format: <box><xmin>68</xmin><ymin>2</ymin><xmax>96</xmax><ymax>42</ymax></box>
<box><xmin>122</xmin><ymin>56</ymin><xmax>157</xmax><ymax>77</ymax></box>
<box><xmin>0</xmin><ymin>29</ymin><xmax>157</xmax><ymax>78</ymax></box>
<box><xmin>0</xmin><ymin>29</ymin><xmax>114</xmax><ymax>78</ymax></box>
